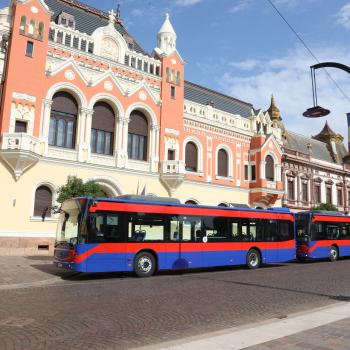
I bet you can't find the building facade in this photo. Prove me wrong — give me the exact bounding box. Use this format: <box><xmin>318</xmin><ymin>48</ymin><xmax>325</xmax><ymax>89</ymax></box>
<box><xmin>0</xmin><ymin>0</ymin><xmax>285</xmax><ymax>254</ymax></box>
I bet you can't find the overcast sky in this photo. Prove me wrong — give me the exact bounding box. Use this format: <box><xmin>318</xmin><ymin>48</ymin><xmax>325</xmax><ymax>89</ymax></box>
<box><xmin>3</xmin><ymin>0</ymin><xmax>350</xmax><ymax>140</ymax></box>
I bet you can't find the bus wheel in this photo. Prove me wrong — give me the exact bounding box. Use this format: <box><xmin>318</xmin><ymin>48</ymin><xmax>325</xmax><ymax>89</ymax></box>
<box><xmin>246</xmin><ymin>249</ymin><xmax>261</xmax><ymax>269</ymax></box>
<box><xmin>134</xmin><ymin>252</ymin><xmax>156</xmax><ymax>277</ymax></box>
<box><xmin>329</xmin><ymin>246</ymin><xmax>339</xmax><ymax>262</ymax></box>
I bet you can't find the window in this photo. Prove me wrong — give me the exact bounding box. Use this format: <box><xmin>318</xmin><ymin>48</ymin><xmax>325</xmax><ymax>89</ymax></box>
<box><xmin>217</xmin><ymin>149</ymin><xmax>228</xmax><ymax>177</ymax></box>
<box><xmin>340</xmin><ymin>223</ymin><xmax>350</xmax><ymax>240</ymax></box>
<box><xmin>176</xmin><ymin>71</ymin><xmax>181</xmax><ymax>85</ymax></box>
<box><xmin>244</xmin><ymin>165</ymin><xmax>249</xmax><ymax>181</ymax></box>
<box><xmin>49</xmin><ymin>92</ymin><xmax>78</xmax><ymax>149</ymax></box>
<box><xmin>88</xmin><ymin>213</ymin><xmax>122</xmax><ymax>243</ymax></box>
<box><xmin>19</xmin><ymin>16</ymin><xmax>26</xmax><ymax>34</ymax></box>
<box><xmin>57</xmin><ymin>31</ymin><xmax>63</xmax><ymax>44</ymax></box>
<box><xmin>302</xmin><ymin>182</ymin><xmax>308</xmax><ymax>202</ymax></box>
<box><xmin>180</xmin><ymin>216</ymin><xmax>201</xmax><ymax>242</ymax></box>
<box><xmin>337</xmin><ymin>188</ymin><xmax>343</xmax><ymax>206</ymax></box>
<box><xmin>128</xmin><ymin>213</ymin><xmax>165</xmax><ymax>242</ymax></box>
<box><xmin>171</xmin><ymin>86</ymin><xmax>176</xmax><ymax>99</ymax></box>
<box><xmin>326</xmin><ymin>187</ymin><xmax>332</xmax><ymax>204</ymax></box>
<box><xmin>91</xmin><ymin>102</ymin><xmax>115</xmax><ymax>155</ymax></box>
<box><xmin>265</xmin><ymin>155</ymin><xmax>274</xmax><ymax>181</ymax></box>
<box><xmin>185</xmin><ymin>142</ymin><xmax>198</xmax><ymax>172</ymax></box>
<box><xmin>34</xmin><ymin>186</ymin><xmax>52</xmax><ymax>217</ymax></box>
<box><xmin>168</xmin><ymin>149</ymin><xmax>175</xmax><ymax>160</ymax></box>
<box><xmin>202</xmin><ymin>217</ymin><xmax>229</xmax><ymax>242</ymax></box>
<box><xmin>15</xmin><ymin>120</ymin><xmax>27</xmax><ymax>133</ymax></box>
<box><xmin>128</xmin><ymin>111</ymin><xmax>148</xmax><ymax>161</ymax></box>
<box><xmin>251</xmin><ymin>165</ymin><xmax>256</xmax><ymax>181</ymax></box>
<box><xmin>38</xmin><ymin>22</ymin><xmax>44</xmax><ymax>41</ymax></box>
<box><xmin>28</xmin><ymin>20</ymin><xmax>35</xmax><ymax>35</ymax></box>
<box><xmin>288</xmin><ymin>179</ymin><xmax>294</xmax><ymax>200</ymax></box>
<box><xmin>315</xmin><ymin>185</ymin><xmax>321</xmax><ymax>204</ymax></box>
<box><xmin>58</xmin><ymin>12</ymin><xmax>75</xmax><ymax>29</ymax></box>
<box><xmin>25</xmin><ymin>41</ymin><xmax>34</xmax><ymax>57</ymax></box>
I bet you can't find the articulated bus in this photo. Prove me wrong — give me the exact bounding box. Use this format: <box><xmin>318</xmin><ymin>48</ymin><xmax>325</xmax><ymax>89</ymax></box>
<box><xmin>53</xmin><ymin>196</ymin><xmax>296</xmax><ymax>277</ymax></box>
<box><xmin>296</xmin><ymin>211</ymin><xmax>350</xmax><ymax>261</ymax></box>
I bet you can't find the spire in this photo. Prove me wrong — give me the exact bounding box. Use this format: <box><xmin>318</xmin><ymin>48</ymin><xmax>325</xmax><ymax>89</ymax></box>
<box><xmin>156</xmin><ymin>13</ymin><xmax>177</xmax><ymax>55</ymax></box>
<box><xmin>267</xmin><ymin>94</ymin><xmax>281</xmax><ymax>121</ymax></box>
<box><xmin>313</xmin><ymin>121</ymin><xmax>341</xmax><ymax>142</ymax></box>
<box><xmin>116</xmin><ymin>2</ymin><xmax>121</xmax><ymax>20</ymax></box>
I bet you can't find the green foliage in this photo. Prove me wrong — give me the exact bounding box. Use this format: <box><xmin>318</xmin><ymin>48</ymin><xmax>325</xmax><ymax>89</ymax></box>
<box><xmin>313</xmin><ymin>203</ymin><xmax>338</xmax><ymax>212</ymax></box>
<box><xmin>57</xmin><ymin>176</ymin><xmax>106</xmax><ymax>203</ymax></box>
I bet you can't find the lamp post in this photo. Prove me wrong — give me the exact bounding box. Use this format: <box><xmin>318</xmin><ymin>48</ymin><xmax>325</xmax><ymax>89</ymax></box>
<box><xmin>303</xmin><ymin>62</ymin><xmax>350</xmax><ymax>118</ymax></box>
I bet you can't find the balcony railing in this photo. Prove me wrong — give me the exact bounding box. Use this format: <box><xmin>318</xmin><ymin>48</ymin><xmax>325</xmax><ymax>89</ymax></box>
<box><xmin>1</xmin><ymin>133</ymin><xmax>40</xmax><ymax>153</ymax></box>
<box><xmin>161</xmin><ymin>160</ymin><xmax>186</xmax><ymax>174</ymax></box>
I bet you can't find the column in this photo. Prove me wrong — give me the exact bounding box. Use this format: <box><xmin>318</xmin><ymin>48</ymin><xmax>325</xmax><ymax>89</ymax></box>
<box><xmin>41</xmin><ymin>99</ymin><xmax>53</xmax><ymax>155</ymax></box>
<box><xmin>116</xmin><ymin>115</ymin><xmax>125</xmax><ymax>167</ymax></box>
<box><xmin>78</xmin><ymin>107</ymin><xmax>93</xmax><ymax>162</ymax></box>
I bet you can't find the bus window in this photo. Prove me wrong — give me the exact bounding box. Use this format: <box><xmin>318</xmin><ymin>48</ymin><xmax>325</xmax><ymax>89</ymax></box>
<box><xmin>202</xmin><ymin>217</ymin><xmax>228</xmax><ymax>242</ymax></box>
<box><xmin>278</xmin><ymin>221</ymin><xmax>294</xmax><ymax>241</ymax></box>
<box><xmin>128</xmin><ymin>213</ymin><xmax>165</xmax><ymax>242</ymax></box>
<box><xmin>264</xmin><ymin>220</ymin><xmax>277</xmax><ymax>242</ymax></box>
<box><xmin>340</xmin><ymin>223</ymin><xmax>350</xmax><ymax>239</ymax></box>
<box><xmin>325</xmin><ymin>224</ymin><xmax>339</xmax><ymax>240</ymax></box>
<box><xmin>231</xmin><ymin>221</ymin><xmax>239</xmax><ymax>240</ymax></box>
<box><xmin>88</xmin><ymin>213</ymin><xmax>122</xmax><ymax>243</ymax></box>
<box><xmin>170</xmin><ymin>217</ymin><xmax>179</xmax><ymax>241</ymax></box>
<box><xmin>249</xmin><ymin>219</ymin><xmax>264</xmax><ymax>242</ymax></box>
<box><xmin>312</xmin><ymin>223</ymin><xmax>324</xmax><ymax>240</ymax></box>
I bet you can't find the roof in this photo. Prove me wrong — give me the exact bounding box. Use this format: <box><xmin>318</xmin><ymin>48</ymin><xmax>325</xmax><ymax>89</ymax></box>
<box><xmin>158</xmin><ymin>13</ymin><xmax>176</xmax><ymax>35</ymax></box>
<box><xmin>284</xmin><ymin>131</ymin><xmax>335</xmax><ymax>163</ymax></box>
<box><xmin>184</xmin><ymin>81</ymin><xmax>253</xmax><ymax>118</ymax></box>
<box><xmin>44</xmin><ymin>0</ymin><xmax>148</xmax><ymax>55</ymax></box>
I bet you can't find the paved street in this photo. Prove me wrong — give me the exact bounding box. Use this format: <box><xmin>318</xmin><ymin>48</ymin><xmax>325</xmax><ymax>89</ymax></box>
<box><xmin>0</xmin><ymin>256</ymin><xmax>350</xmax><ymax>349</ymax></box>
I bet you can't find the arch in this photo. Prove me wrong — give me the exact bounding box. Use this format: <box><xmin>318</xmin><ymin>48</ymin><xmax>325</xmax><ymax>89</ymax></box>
<box><xmin>88</xmin><ymin>93</ymin><xmax>124</xmax><ymax>117</ymax></box>
<box><xmin>33</xmin><ymin>184</ymin><xmax>54</xmax><ymax>217</ymax></box>
<box><xmin>125</xmin><ymin>102</ymin><xmax>158</xmax><ymax>127</ymax></box>
<box><xmin>185</xmin><ymin>199</ymin><xmax>199</xmax><ymax>205</ymax></box>
<box><xmin>183</xmin><ymin>136</ymin><xmax>203</xmax><ymax>173</ymax></box>
<box><xmin>87</xmin><ymin>176</ymin><xmax>125</xmax><ymax>197</ymax></box>
<box><xmin>49</xmin><ymin>91</ymin><xmax>78</xmax><ymax>149</ymax></box>
<box><xmin>128</xmin><ymin>110</ymin><xmax>149</xmax><ymax>161</ymax></box>
<box><xmin>46</xmin><ymin>82</ymin><xmax>87</xmax><ymax>109</ymax></box>
<box><xmin>31</xmin><ymin>181</ymin><xmax>57</xmax><ymax>218</ymax></box>
<box><xmin>265</xmin><ymin>154</ymin><xmax>275</xmax><ymax>181</ymax></box>
<box><xmin>216</xmin><ymin>144</ymin><xmax>233</xmax><ymax>177</ymax></box>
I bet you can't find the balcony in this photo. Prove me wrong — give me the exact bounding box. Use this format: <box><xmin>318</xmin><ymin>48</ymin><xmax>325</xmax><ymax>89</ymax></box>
<box><xmin>160</xmin><ymin>160</ymin><xmax>186</xmax><ymax>196</ymax></box>
<box><xmin>0</xmin><ymin>133</ymin><xmax>41</xmax><ymax>180</ymax></box>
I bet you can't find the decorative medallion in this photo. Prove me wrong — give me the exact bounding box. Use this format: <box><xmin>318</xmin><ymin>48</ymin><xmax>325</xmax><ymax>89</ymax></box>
<box><xmin>64</xmin><ymin>70</ymin><xmax>75</xmax><ymax>81</ymax></box>
<box><xmin>171</xmin><ymin>59</ymin><xmax>177</xmax><ymax>65</ymax></box>
<box><xmin>104</xmin><ymin>81</ymin><xmax>113</xmax><ymax>91</ymax></box>
<box><xmin>30</xmin><ymin>6</ymin><xmax>38</xmax><ymax>14</ymax></box>
<box><xmin>138</xmin><ymin>91</ymin><xmax>147</xmax><ymax>101</ymax></box>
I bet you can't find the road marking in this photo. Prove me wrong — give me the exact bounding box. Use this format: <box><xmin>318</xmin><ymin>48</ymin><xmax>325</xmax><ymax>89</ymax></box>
<box><xmin>135</xmin><ymin>302</ymin><xmax>350</xmax><ymax>350</ymax></box>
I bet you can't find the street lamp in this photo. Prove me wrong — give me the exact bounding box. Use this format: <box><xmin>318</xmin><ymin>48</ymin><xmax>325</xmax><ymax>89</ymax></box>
<box><xmin>303</xmin><ymin>62</ymin><xmax>350</xmax><ymax>118</ymax></box>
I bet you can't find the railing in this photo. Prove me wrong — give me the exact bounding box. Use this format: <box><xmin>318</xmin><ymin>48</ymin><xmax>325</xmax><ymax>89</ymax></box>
<box><xmin>1</xmin><ymin>133</ymin><xmax>40</xmax><ymax>153</ymax></box>
<box><xmin>161</xmin><ymin>160</ymin><xmax>186</xmax><ymax>174</ymax></box>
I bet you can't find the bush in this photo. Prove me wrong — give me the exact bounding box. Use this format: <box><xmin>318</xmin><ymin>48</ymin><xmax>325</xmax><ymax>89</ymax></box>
<box><xmin>57</xmin><ymin>176</ymin><xmax>106</xmax><ymax>203</ymax></box>
<box><xmin>313</xmin><ymin>203</ymin><xmax>338</xmax><ymax>212</ymax></box>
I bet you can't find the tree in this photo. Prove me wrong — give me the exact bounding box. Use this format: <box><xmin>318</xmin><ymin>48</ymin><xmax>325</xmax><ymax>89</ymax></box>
<box><xmin>57</xmin><ymin>176</ymin><xmax>106</xmax><ymax>203</ymax></box>
<box><xmin>313</xmin><ymin>203</ymin><xmax>338</xmax><ymax>212</ymax></box>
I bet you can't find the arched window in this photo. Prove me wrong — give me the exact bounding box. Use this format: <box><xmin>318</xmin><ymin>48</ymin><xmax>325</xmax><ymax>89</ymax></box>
<box><xmin>91</xmin><ymin>102</ymin><xmax>115</xmax><ymax>155</ymax></box>
<box><xmin>265</xmin><ymin>155</ymin><xmax>274</xmax><ymax>181</ymax></box>
<box><xmin>19</xmin><ymin>16</ymin><xmax>26</xmax><ymax>34</ymax></box>
<box><xmin>34</xmin><ymin>186</ymin><xmax>52</xmax><ymax>217</ymax></box>
<box><xmin>217</xmin><ymin>149</ymin><xmax>228</xmax><ymax>177</ymax></box>
<box><xmin>218</xmin><ymin>203</ymin><xmax>229</xmax><ymax>207</ymax></box>
<box><xmin>38</xmin><ymin>22</ymin><xmax>44</xmax><ymax>40</ymax></box>
<box><xmin>185</xmin><ymin>142</ymin><xmax>198</xmax><ymax>172</ymax></box>
<box><xmin>185</xmin><ymin>200</ymin><xmax>198</xmax><ymax>205</ymax></box>
<box><xmin>128</xmin><ymin>111</ymin><xmax>148</xmax><ymax>161</ymax></box>
<box><xmin>49</xmin><ymin>92</ymin><xmax>78</xmax><ymax>149</ymax></box>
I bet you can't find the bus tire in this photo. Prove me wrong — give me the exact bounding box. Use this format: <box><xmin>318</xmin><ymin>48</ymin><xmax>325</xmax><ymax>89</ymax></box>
<box><xmin>246</xmin><ymin>249</ymin><xmax>261</xmax><ymax>269</ymax></box>
<box><xmin>329</xmin><ymin>246</ymin><xmax>339</xmax><ymax>262</ymax></box>
<box><xmin>134</xmin><ymin>252</ymin><xmax>156</xmax><ymax>277</ymax></box>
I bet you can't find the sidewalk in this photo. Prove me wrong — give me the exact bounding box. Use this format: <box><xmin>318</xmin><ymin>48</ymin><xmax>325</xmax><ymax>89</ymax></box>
<box><xmin>137</xmin><ymin>303</ymin><xmax>350</xmax><ymax>350</ymax></box>
<box><xmin>0</xmin><ymin>255</ymin><xmax>69</xmax><ymax>290</ymax></box>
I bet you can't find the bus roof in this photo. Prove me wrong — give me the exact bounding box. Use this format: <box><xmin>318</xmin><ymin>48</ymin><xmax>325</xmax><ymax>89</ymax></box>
<box><xmin>82</xmin><ymin>196</ymin><xmax>292</xmax><ymax>215</ymax></box>
<box><xmin>297</xmin><ymin>210</ymin><xmax>346</xmax><ymax>217</ymax></box>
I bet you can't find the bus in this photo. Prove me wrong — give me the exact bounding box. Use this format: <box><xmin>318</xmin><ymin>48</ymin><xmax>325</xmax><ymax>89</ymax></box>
<box><xmin>52</xmin><ymin>196</ymin><xmax>296</xmax><ymax>277</ymax></box>
<box><xmin>296</xmin><ymin>211</ymin><xmax>350</xmax><ymax>261</ymax></box>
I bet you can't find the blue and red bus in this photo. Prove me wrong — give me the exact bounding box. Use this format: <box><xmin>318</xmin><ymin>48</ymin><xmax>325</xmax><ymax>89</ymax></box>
<box><xmin>296</xmin><ymin>211</ymin><xmax>350</xmax><ymax>262</ymax></box>
<box><xmin>52</xmin><ymin>196</ymin><xmax>296</xmax><ymax>276</ymax></box>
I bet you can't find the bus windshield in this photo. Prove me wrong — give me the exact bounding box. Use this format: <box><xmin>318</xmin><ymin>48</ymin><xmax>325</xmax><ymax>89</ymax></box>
<box><xmin>295</xmin><ymin>214</ymin><xmax>310</xmax><ymax>243</ymax></box>
<box><xmin>56</xmin><ymin>199</ymin><xmax>85</xmax><ymax>246</ymax></box>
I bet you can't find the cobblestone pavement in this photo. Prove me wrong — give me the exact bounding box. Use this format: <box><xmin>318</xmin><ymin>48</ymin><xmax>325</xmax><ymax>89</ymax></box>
<box><xmin>246</xmin><ymin>318</ymin><xmax>350</xmax><ymax>350</ymax></box>
<box><xmin>0</xmin><ymin>257</ymin><xmax>350</xmax><ymax>349</ymax></box>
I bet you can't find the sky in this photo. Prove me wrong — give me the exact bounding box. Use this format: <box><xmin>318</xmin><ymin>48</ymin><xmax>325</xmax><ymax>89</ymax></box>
<box><xmin>3</xmin><ymin>0</ymin><xmax>350</xmax><ymax>140</ymax></box>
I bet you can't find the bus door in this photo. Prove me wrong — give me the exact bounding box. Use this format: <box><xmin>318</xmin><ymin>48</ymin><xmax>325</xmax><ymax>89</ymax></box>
<box><xmin>86</xmin><ymin>212</ymin><xmax>126</xmax><ymax>272</ymax></box>
<box><xmin>262</xmin><ymin>219</ymin><xmax>279</xmax><ymax>263</ymax></box>
<box><xmin>174</xmin><ymin>216</ymin><xmax>203</xmax><ymax>269</ymax></box>
<box><xmin>340</xmin><ymin>223</ymin><xmax>350</xmax><ymax>256</ymax></box>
